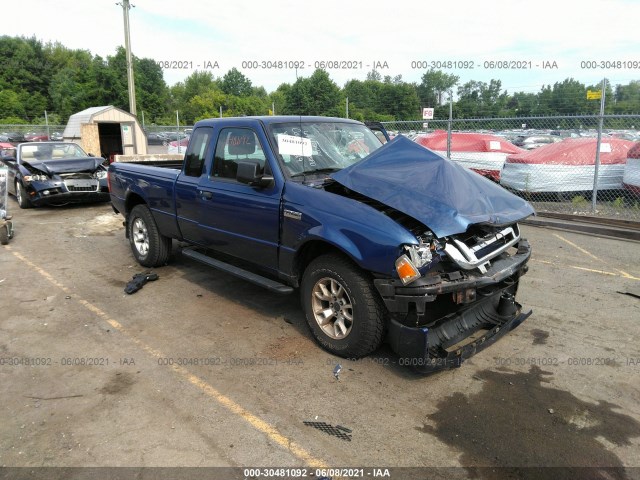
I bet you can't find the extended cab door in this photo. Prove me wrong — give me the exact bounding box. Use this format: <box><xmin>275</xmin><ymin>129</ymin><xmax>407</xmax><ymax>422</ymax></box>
<box><xmin>175</xmin><ymin>127</ymin><xmax>215</xmax><ymax>243</ymax></box>
<box><xmin>180</xmin><ymin>124</ymin><xmax>283</xmax><ymax>272</ymax></box>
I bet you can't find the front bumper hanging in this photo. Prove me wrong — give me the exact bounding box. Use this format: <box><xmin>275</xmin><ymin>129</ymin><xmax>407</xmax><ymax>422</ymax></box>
<box><xmin>375</xmin><ymin>239</ymin><xmax>532</xmax><ymax>372</ymax></box>
<box><xmin>386</xmin><ymin>295</ymin><xmax>532</xmax><ymax>372</ymax></box>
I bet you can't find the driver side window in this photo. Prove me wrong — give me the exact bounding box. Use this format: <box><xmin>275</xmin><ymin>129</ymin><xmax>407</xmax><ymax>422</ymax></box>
<box><xmin>213</xmin><ymin>128</ymin><xmax>266</xmax><ymax>181</ymax></box>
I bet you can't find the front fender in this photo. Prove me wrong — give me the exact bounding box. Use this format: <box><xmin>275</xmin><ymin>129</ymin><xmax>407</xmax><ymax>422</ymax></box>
<box><xmin>280</xmin><ymin>181</ymin><xmax>417</xmax><ymax>277</ymax></box>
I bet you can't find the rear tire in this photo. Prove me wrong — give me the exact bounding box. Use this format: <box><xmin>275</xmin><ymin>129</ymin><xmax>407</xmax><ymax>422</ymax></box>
<box><xmin>301</xmin><ymin>254</ymin><xmax>386</xmax><ymax>358</ymax></box>
<box><xmin>15</xmin><ymin>181</ymin><xmax>32</xmax><ymax>209</ymax></box>
<box><xmin>0</xmin><ymin>225</ymin><xmax>8</xmax><ymax>245</ymax></box>
<box><xmin>127</xmin><ymin>204</ymin><xmax>171</xmax><ymax>267</ymax></box>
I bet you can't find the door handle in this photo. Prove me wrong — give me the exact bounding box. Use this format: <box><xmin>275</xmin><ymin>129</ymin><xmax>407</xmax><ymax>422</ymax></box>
<box><xmin>198</xmin><ymin>190</ymin><xmax>213</xmax><ymax>200</ymax></box>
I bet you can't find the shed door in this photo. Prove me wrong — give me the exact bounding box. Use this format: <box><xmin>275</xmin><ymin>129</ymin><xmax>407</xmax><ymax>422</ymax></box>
<box><xmin>121</xmin><ymin>123</ymin><xmax>135</xmax><ymax>154</ymax></box>
<box><xmin>80</xmin><ymin>124</ymin><xmax>100</xmax><ymax>157</ymax></box>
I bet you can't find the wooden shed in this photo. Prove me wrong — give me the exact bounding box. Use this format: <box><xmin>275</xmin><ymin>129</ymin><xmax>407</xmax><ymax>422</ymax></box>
<box><xmin>63</xmin><ymin>106</ymin><xmax>147</xmax><ymax>161</ymax></box>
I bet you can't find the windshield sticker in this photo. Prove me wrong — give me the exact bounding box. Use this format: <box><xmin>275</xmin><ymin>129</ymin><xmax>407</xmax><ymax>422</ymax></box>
<box><xmin>489</xmin><ymin>140</ymin><xmax>501</xmax><ymax>150</ymax></box>
<box><xmin>278</xmin><ymin>134</ymin><xmax>312</xmax><ymax>157</ymax></box>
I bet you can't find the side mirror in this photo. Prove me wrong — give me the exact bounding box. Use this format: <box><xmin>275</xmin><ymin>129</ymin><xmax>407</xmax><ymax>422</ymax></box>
<box><xmin>236</xmin><ymin>161</ymin><xmax>273</xmax><ymax>188</ymax></box>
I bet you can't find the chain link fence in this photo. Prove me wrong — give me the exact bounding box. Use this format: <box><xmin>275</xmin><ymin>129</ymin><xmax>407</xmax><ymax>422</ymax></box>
<box><xmin>4</xmin><ymin>116</ymin><xmax>640</xmax><ymax>222</ymax></box>
<box><xmin>381</xmin><ymin>115</ymin><xmax>640</xmax><ymax>222</ymax></box>
<box><xmin>0</xmin><ymin>125</ymin><xmax>66</xmax><ymax>141</ymax></box>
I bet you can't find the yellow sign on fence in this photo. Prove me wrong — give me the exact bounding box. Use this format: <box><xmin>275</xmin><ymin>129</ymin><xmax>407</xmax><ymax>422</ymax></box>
<box><xmin>587</xmin><ymin>90</ymin><xmax>602</xmax><ymax>100</ymax></box>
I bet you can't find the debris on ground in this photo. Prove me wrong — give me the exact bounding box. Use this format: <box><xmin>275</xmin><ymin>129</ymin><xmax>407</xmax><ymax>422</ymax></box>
<box><xmin>617</xmin><ymin>287</ymin><xmax>640</xmax><ymax>300</ymax></box>
<box><xmin>124</xmin><ymin>271</ymin><xmax>159</xmax><ymax>295</ymax></box>
<box><xmin>303</xmin><ymin>420</ymin><xmax>352</xmax><ymax>441</ymax></box>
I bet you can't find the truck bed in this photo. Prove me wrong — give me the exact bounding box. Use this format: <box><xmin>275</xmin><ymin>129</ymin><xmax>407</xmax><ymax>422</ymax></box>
<box><xmin>109</xmin><ymin>162</ymin><xmax>182</xmax><ymax>238</ymax></box>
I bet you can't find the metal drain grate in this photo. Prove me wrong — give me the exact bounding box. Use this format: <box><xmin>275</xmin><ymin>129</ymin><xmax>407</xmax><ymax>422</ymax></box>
<box><xmin>303</xmin><ymin>421</ymin><xmax>352</xmax><ymax>441</ymax></box>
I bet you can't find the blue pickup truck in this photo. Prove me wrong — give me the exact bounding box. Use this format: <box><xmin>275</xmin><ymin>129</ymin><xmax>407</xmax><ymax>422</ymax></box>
<box><xmin>109</xmin><ymin>116</ymin><xmax>534</xmax><ymax>371</ymax></box>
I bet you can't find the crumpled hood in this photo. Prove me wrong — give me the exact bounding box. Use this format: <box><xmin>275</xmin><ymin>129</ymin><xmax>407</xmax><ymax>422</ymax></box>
<box><xmin>23</xmin><ymin>157</ymin><xmax>103</xmax><ymax>175</ymax></box>
<box><xmin>330</xmin><ymin>136</ymin><xmax>535</xmax><ymax>238</ymax></box>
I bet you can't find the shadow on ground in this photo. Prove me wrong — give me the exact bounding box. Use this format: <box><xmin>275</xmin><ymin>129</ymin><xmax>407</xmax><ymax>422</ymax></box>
<box><xmin>419</xmin><ymin>366</ymin><xmax>640</xmax><ymax>480</ymax></box>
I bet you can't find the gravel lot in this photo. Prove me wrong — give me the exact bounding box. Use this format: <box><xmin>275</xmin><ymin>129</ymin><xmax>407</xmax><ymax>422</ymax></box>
<box><xmin>1</xmin><ymin>199</ymin><xmax>639</xmax><ymax>479</ymax></box>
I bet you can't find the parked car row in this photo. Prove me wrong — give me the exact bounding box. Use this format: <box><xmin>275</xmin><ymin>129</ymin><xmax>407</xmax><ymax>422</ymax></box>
<box><xmin>500</xmin><ymin>137</ymin><xmax>636</xmax><ymax>194</ymax></box>
<box><xmin>0</xmin><ymin>131</ymin><xmax>63</xmax><ymax>143</ymax></box>
<box><xmin>145</xmin><ymin>130</ymin><xmax>190</xmax><ymax>146</ymax></box>
<box><xmin>414</xmin><ymin>131</ymin><xmax>523</xmax><ymax>182</ymax></box>
<box><xmin>0</xmin><ymin>132</ymin><xmax>25</xmax><ymax>143</ymax></box>
<box><xmin>411</xmin><ymin>130</ymin><xmax>639</xmax><ymax>197</ymax></box>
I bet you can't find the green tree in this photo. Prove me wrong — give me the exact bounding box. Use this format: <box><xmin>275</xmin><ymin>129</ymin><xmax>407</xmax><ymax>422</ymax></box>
<box><xmin>282</xmin><ymin>70</ymin><xmax>342</xmax><ymax>116</ymax></box>
<box><xmin>48</xmin><ymin>67</ymin><xmax>87</xmax><ymax>120</ymax></box>
<box><xmin>613</xmin><ymin>80</ymin><xmax>640</xmax><ymax>113</ymax></box>
<box><xmin>507</xmin><ymin>92</ymin><xmax>535</xmax><ymax>116</ymax></box>
<box><xmin>186</xmin><ymin>89</ymin><xmax>227</xmax><ymax>121</ymax></box>
<box><xmin>0</xmin><ymin>36</ymin><xmax>49</xmax><ymax>99</ymax></box>
<box><xmin>306</xmin><ymin>69</ymin><xmax>342</xmax><ymax>116</ymax></box>
<box><xmin>283</xmin><ymin>77</ymin><xmax>311</xmax><ymax>115</ymax></box>
<box><xmin>268</xmin><ymin>83</ymin><xmax>290</xmax><ymax>115</ymax></box>
<box><xmin>366</xmin><ymin>69</ymin><xmax>382</xmax><ymax>81</ymax></box>
<box><xmin>550</xmin><ymin>78</ymin><xmax>589</xmax><ymax>114</ymax></box>
<box><xmin>378</xmin><ymin>82</ymin><xmax>420</xmax><ymax>120</ymax></box>
<box><xmin>0</xmin><ymin>90</ymin><xmax>26</xmax><ymax>120</ymax></box>
<box><xmin>456</xmin><ymin>79</ymin><xmax>506</xmax><ymax>117</ymax></box>
<box><xmin>135</xmin><ymin>57</ymin><xmax>169</xmax><ymax>121</ymax></box>
<box><xmin>417</xmin><ymin>69</ymin><xmax>459</xmax><ymax>107</ymax></box>
<box><xmin>221</xmin><ymin>68</ymin><xmax>253</xmax><ymax>97</ymax></box>
<box><xmin>182</xmin><ymin>70</ymin><xmax>218</xmax><ymax>100</ymax></box>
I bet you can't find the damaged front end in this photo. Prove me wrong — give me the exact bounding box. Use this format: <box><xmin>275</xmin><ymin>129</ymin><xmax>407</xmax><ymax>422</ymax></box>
<box><xmin>375</xmin><ymin>224</ymin><xmax>531</xmax><ymax>372</ymax></box>
<box><xmin>327</xmin><ymin>136</ymin><xmax>535</xmax><ymax>371</ymax></box>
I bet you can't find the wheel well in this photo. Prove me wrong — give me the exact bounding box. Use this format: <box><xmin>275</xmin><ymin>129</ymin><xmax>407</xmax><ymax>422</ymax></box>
<box><xmin>125</xmin><ymin>192</ymin><xmax>146</xmax><ymax>215</ymax></box>
<box><xmin>294</xmin><ymin>241</ymin><xmax>353</xmax><ymax>282</ymax></box>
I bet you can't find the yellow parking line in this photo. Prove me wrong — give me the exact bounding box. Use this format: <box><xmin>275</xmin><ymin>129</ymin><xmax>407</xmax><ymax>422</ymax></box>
<box><xmin>8</xmin><ymin>247</ymin><xmax>328</xmax><ymax>468</ymax></box>
<box><xmin>552</xmin><ymin>233</ymin><xmax>600</xmax><ymax>260</ymax></box>
<box><xmin>551</xmin><ymin>233</ymin><xmax>639</xmax><ymax>279</ymax></box>
<box><xmin>617</xmin><ymin>270</ymin><xmax>638</xmax><ymax>280</ymax></box>
<box><xmin>532</xmin><ymin>259</ymin><xmax>640</xmax><ymax>280</ymax></box>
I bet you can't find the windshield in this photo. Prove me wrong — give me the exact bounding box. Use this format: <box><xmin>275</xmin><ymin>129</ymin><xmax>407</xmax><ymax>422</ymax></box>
<box><xmin>268</xmin><ymin>122</ymin><xmax>383</xmax><ymax>177</ymax></box>
<box><xmin>19</xmin><ymin>143</ymin><xmax>87</xmax><ymax>161</ymax></box>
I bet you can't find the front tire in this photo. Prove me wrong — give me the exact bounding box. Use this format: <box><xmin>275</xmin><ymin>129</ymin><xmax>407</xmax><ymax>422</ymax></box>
<box><xmin>301</xmin><ymin>254</ymin><xmax>386</xmax><ymax>358</ymax></box>
<box><xmin>127</xmin><ymin>204</ymin><xmax>171</xmax><ymax>267</ymax></box>
<box><xmin>15</xmin><ymin>181</ymin><xmax>32</xmax><ymax>209</ymax></box>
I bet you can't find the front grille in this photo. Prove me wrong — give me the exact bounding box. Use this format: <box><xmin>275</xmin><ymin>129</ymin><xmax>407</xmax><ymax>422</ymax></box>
<box><xmin>60</xmin><ymin>173</ymin><xmax>93</xmax><ymax>180</ymax></box>
<box><xmin>444</xmin><ymin>224</ymin><xmax>520</xmax><ymax>273</ymax></box>
<box><xmin>474</xmin><ymin>233</ymin><xmax>513</xmax><ymax>259</ymax></box>
<box><xmin>67</xmin><ymin>185</ymin><xmax>98</xmax><ymax>192</ymax></box>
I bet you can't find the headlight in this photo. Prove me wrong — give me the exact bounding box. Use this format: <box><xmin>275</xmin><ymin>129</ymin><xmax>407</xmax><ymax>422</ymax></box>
<box><xmin>24</xmin><ymin>174</ymin><xmax>48</xmax><ymax>182</ymax></box>
<box><xmin>94</xmin><ymin>170</ymin><xmax>107</xmax><ymax>179</ymax></box>
<box><xmin>395</xmin><ymin>241</ymin><xmax>435</xmax><ymax>286</ymax></box>
<box><xmin>404</xmin><ymin>243</ymin><xmax>432</xmax><ymax>268</ymax></box>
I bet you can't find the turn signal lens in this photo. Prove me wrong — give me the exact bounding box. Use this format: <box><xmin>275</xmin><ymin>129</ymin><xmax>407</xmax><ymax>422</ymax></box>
<box><xmin>395</xmin><ymin>254</ymin><xmax>421</xmax><ymax>285</ymax></box>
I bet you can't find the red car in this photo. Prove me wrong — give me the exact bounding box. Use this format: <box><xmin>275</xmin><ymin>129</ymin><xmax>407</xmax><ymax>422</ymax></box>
<box><xmin>24</xmin><ymin>132</ymin><xmax>49</xmax><ymax>142</ymax></box>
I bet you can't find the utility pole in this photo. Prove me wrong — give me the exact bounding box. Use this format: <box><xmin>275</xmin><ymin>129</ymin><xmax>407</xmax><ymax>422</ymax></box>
<box><xmin>118</xmin><ymin>0</ymin><xmax>137</xmax><ymax>115</ymax></box>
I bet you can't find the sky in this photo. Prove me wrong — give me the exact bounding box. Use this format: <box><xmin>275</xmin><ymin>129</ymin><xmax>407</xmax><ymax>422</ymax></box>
<box><xmin>5</xmin><ymin>0</ymin><xmax>640</xmax><ymax>94</ymax></box>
